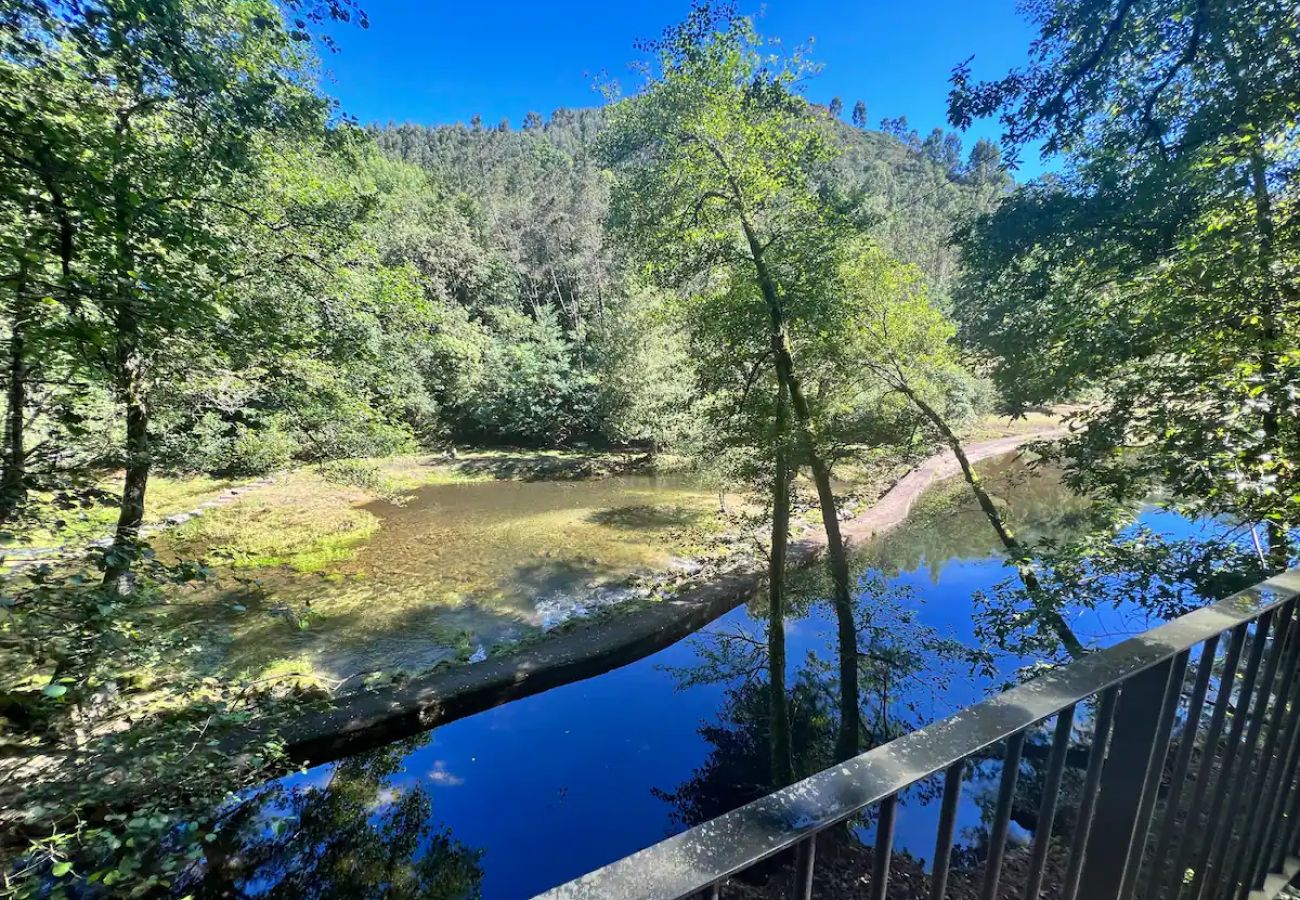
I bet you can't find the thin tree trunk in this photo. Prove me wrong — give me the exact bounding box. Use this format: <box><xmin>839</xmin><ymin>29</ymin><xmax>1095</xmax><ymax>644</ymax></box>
<box><xmin>0</xmin><ymin>256</ymin><xmax>30</xmax><ymax>524</ymax></box>
<box><xmin>741</xmin><ymin>219</ymin><xmax>861</xmax><ymax>761</ymax></box>
<box><xmin>768</xmin><ymin>377</ymin><xmax>794</xmax><ymax>787</ymax></box>
<box><xmin>104</xmin><ymin>346</ymin><xmax>150</xmax><ymax>589</ymax></box>
<box><xmin>103</xmin><ymin>84</ymin><xmax>151</xmax><ymax>589</ymax></box>
<box><xmin>897</xmin><ymin>382</ymin><xmax>1086</xmax><ymax>658</ymax></box>
<box><xmin>1216</xmin><ymin>41</ymin><xmax>1292</xmax><ymax>571</ymax></box>
<box><xmin>1245</xmin><ymin>147</ymin><xmax>1291</xmax><ymax>571</ymax></box>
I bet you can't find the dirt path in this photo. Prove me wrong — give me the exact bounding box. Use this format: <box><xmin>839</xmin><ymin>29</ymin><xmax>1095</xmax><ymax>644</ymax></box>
<box><xmin>276</xmin><ymin>430</ymin><xmax>1064</xmax><ymax>765</ymax></box>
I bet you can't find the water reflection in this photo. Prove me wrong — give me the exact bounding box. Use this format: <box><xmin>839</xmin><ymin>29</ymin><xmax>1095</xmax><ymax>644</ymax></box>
<box><xmin>185</xmin><ymin>737</ymin><xmax>483</xmax><ymax>899</ymax></box>
<box><xmin>196</xmin><ymin>455</ymin><xmax>1206</xmax><ymax>899</ymax></box>
<box><xmin>858</xmin><ymin>453</ymin><xmax>1103</xmax><ymax>582</ymax></box>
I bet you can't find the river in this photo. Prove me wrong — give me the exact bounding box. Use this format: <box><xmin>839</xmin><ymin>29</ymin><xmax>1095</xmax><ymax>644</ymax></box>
<box><xmin>183</xmin><ymin>454</ymin><xmax>1215</xmax><ymax>898</ymax></box>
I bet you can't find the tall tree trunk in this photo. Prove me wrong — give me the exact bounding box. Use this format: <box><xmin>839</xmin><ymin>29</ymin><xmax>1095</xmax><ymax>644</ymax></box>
<box><xmin>0</xmin><ymin>256</ymin><xmax>30</xmax><ymax>524</ymax></box>
<box><xmin>896</xmin><ymin>382</ymin><xmax>1086</xmax><ymax>658</ymax></box>
<box><xmin>1245</xmin><ymin>147</ymin><xmax>1291</xmax><ymax>571</ymax></box>
<box><xmin>1216</xmin><ymin>42</ymin><xmax>1292</xmax><ymax>571</ymax></box>
<box><xmin>741</xmin><ymin>220</ymin><xmax>861</xmax><ymax>761</ymax></box>
<box><xmin>103</xmin><ymin>89</ymin><xmax>150</xmax><ymax>589</ymax></box>
<box><xmin>104</xmin><ymin>341</ymin><xmax>150</xmax><ymax>589</ymax></box>
<box><xmin>768</xmin><ymin>377</ymin><xmax>794</xmax><ymax>787</ymax></box>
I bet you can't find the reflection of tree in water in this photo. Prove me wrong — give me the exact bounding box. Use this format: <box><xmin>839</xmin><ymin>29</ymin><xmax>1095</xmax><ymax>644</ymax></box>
<box><xmin>653</xmin><ymin>675</ymin><xmax>836</xmax><ymax>830</ymax></box>
<box><xmin>184</xmin><ymin>737</ymin><xmax>483</xmax><ymax>899</ymax></box>
<box><xmin>658</xmin><ymin>578</ymin><xmax>991</xmax><ymax>832</ymax></box>
<box><xmin>862</xmin><ymin>456</ymin><xmax>1107</xmax><ymax>583</ymax></box>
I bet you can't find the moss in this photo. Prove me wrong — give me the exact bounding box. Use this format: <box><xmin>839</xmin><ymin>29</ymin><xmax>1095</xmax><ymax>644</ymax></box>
<box><xmin>244</xmin><ymin>657</ymin><xmax>332</xmax><ymax>694</ymax></box>
<box><xmin>7</xmin><ymin>473</ymin><xmax>252</xmax><ymax>550</ymax></box>
<box><xmin>161</xmin><ymin>471</ymin><xmax>379</xmax><ymax>573</ymax></box>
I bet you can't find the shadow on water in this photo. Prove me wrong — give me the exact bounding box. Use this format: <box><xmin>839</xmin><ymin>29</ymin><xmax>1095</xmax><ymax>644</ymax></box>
<box><xmin>190</xmin><ymin>455</ymin><xmax>1206</xmax><ymax>899</ymax></box>
<box><xmin>584</xmin><ymin>503</ymin><xmax>707</xmax><ymax>530</ymax></box>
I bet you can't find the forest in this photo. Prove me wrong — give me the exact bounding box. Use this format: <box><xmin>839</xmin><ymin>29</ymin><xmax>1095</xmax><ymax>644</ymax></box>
<box><xmin>1</xmin><ymin>0</ymin><xmax>1298</xmax><ymax>895</ymax></box>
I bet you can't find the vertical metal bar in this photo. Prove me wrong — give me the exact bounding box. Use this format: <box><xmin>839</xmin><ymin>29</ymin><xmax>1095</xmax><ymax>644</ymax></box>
<box><xmin>870</xmin><ymin>794</ymin><xmax>898</xmax><ymax>900</ymax></box>
<box><xmin>1277</xmin><ymin>760</ymin><xmax>1300</xmax><ymax>869</ymax></box>
<box><xmin>1248</xmin><ymin>685</ymin><xmax>1300</xmax><ymax>895</ymax></box>
<box><xmin>1232</xmin><ymin>608</ymin><xmax>1300</xmax><ymax>895</ymax></box>
<box><xmin>930</xmin><ymin>760</ymin><xmax>965</xmax><ymax>900</ymax></box>
<box><xmin>1207</xmin><ymin>604</ymin><xmax>1296</xmax><ymax>900</ymax></box>
<box><xmin>1062</xmin><ymin>686</ymin><xmax>1120</xmax><ymax>900</ymax></box>
<box><xmin>1145</xmin><ymin>635</ymin><xmax>1220</xmax><ymax>898</ymax></box>
<box><xmin>980</xmin><ymin>730</ymin><xmax>1026</xmax><ymax>900</ymax></box>
<box><xmin>794</xmin><ymin>834</ymin><xmax>816</xmax><ymax>900</ymax></box>
<box><xmin>1119</xmin><ymin>651</ymin><xmax>1189</xmax><ymax>900</ymax></box>
<box><xmin>1189</xmin><ymin>607</ymin><xmax>1284</xmax><ymax>900</ymax></box>
<box><xmin>1077</xmin><ymin>656</ymin><xmax>1176</xmax><ymax>900</ymax></box>
<box><xmin>1023</xmin><ymin>705</ymin><xmax>1077</xmax><ymax>900</ymax></box>
<box><xmin>1164</xmin><ymin>623</ymin><xmax>1249</xmax><ymax>900</ymax></box>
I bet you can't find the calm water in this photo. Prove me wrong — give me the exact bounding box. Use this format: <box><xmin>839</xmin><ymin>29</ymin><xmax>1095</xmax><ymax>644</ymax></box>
<box><xmin>184</xmin><ymin>473</ymin><xmax>724</xmax><ymax>683</ymax></box>
<box><xmin>189</xmin><ymin>455</ymin><xmax>1217</xmax><ymax>899</ymax></box>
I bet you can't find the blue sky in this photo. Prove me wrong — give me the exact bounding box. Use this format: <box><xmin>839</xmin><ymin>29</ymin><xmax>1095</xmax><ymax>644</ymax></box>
<box><xmin>315</xmin><ymin>0</ymin><xmax>1047</xmax><ymax>175</ymax></box>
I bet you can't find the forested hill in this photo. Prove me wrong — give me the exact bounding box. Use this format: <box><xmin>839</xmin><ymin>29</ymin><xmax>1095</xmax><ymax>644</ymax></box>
<box><xmin>369</xmin><ymin>108</ymin><xmax>1011</xmax><ymax>309</ymax></box>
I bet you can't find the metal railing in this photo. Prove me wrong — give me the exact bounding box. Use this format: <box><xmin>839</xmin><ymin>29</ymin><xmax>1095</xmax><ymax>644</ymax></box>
<box><xmin>537</xmin><ymin>570</ymin><xmax>1300</xmax><ymax>900</ymax></box>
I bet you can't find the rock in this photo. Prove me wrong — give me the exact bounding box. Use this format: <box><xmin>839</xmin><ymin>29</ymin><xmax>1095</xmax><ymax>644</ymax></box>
<box><xmin>666</xmin><ymin>556</ymin><xmax>704</xmax><ymax>575</ymax></box>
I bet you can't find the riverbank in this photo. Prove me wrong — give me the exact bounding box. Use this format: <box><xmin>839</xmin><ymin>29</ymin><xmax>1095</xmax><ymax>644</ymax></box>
<box><xmin>275</xmin><ymin>428</ymin><xmax>1063</xmax><ymax>765</ymax></box>
<box><xmin>0</xmin><ymin>420</ymin><xmax>1066</xmax><ymax>862</ymax></box>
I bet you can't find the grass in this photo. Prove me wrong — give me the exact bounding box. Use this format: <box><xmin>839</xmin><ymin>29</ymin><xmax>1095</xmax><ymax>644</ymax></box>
<box><xmin>960</xmin><ymin>409</ymin><xmax>1069</xmax><ymax>443</ymax></box>
<box><xmin>6</xmin><ymin>473</ymin><xmax>253</xmax><ymax>551</ymax></box>
<box><xmin>162</xmin><ymin>471</ymin><xmax>379</xmax><ymax>573</ymax></box>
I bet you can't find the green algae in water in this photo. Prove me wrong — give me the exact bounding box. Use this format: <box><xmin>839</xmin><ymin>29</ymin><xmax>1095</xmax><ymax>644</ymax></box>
<box><xmin>173</xmin><ymin>474</ymin><xmax>726</xmax><ymax>684</ymax></box>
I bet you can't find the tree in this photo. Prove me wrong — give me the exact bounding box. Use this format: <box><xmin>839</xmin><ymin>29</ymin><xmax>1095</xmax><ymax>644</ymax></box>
<box><xmin>851</xmin><ymin>99</ymin><xmax>867</xmax><ymax>129</ymax></box>
<box><xmin>0</xmin><ymin>0</ymin><xmax>351</xmax><ymax>585</ymax></box>
<box><xmin>920</xmin><ymin>127</ymin><xmax>963</xmax><ymax>178</ymax></box>
<box><xmin>522</xmin><ymin>110</ymin><xmax>543</xmax><ymax>130</ymax></box>
<box><xmin>190</xmin><ymin>738</ymin><xmax>484</xmax><ymax>898</ymax></box>
<box><xmin>834</xmin><ymin>245</ymin><xmax>1084</xmax><ymax>656</ymax></box>
<box><xmin>950</xmin><ymin>0</ymin><xmax>1300</xmax><ymax>569</ymax></box>
<box><xmin>600</xmin><ymin>3</ymin><xmax>870</xmax><ymax>759</ymax></box>
<box><xmin>828</xmin><ymin>96</ymin><xmax>843</xmax><ymax>119</ymax></box>
<box><xmin>767</xmin><ymin>377</ymin><xmax>794</xmax><ymax>785</ymax></box>
<box><xmin>880</xmin><ymin>115</ymin><xmax>917</xmax><ymax>147</ymax></box>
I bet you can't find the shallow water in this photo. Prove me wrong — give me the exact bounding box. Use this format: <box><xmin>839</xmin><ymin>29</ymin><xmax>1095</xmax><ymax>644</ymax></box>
<box><xmin>195</xmin><ymin>474</ymin><xmax>723</xmax><ymax>681</ymax></box>
<box><xmin>187</xmin><ymin>456</ymin><xmax>1216</xmax><ymax>898</ymax></box>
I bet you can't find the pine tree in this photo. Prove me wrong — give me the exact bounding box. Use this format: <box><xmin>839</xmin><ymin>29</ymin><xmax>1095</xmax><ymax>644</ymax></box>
<box><xmin>851</xmin><ymin>99</ymin><xmax>867</xmax><ymax>129</ymax></box>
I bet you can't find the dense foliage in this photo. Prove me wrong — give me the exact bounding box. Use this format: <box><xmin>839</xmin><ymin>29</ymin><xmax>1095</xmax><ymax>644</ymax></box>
<box><xmin>17</xmin><ymin>0</ymin><xmax>1294</xmax><ymax>892</ymax></box>
<box><xmin>949</xmin><ymin>0</ymin><xmax>1299</xmax><ymax>644</ymax></box>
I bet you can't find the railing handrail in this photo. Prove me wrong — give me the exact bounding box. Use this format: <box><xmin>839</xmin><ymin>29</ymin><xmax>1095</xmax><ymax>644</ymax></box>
<box><xmin>535</xmin><ymin>569</ymin><xmax>1300</xmax><ymax>900</ymax></box>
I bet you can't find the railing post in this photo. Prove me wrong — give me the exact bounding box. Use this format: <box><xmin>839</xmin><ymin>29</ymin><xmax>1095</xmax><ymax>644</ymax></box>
<box><xmin>930</xmin><ymin>760</ymin><xmax>965</xmax><ymax>900</ymax></box>
<box><xmin>794</xmin><ymin>834</ymin><xmax>816</xmax><ymax>900</ymax></box>
<box><xmin>1063</xmin><ymin>687</ymin><xmax>1120</xmax><ymax>900</ymax></box>
<box><xmin>1234</xmin><ymin>608</ymin><xmax>1300</xmax><ymax>895</ymax></box>
<box><xmin>1196</xmin><ymin>605</ymin><xmax>1292</xmax><ymax>900</ymax></box>
<box><xmin>1023</xmin><ymin>705</ymin><xmax>1076</xmax><ymax>900</ymax></box>
<box><xmin>1121</xmin><ymin>651</ymin><xmax>1188</xmax><ymax>900</ymax></box>
<box><xmin>1077</xmin><ymin>657</ymin><xmax>1177</xmax><ymax>900</ymax></box>
<box><xmin>980</xmin><ymin>730</ymin><xmax>1026</xmax><ymax>900</ymax></box>
<box><xmin>869</xmin><ymin>794</ymin><xmax>897</xmax><ymax>900</ymax></box>
<box><xmin>1163</xmin><ymin>624</ymin><xmax>1249</xmax><ymax>900</ymax></box>
<box><xmin>1145</xmin><ymin>635</ymin><xmax>1220</xmax><ymax>899</ymax></box>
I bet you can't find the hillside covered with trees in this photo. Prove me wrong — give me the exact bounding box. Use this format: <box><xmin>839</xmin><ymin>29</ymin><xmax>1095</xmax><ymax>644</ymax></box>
<box><xmin>2</xmin><ymin>0</ymin><xmax>1296</xmax><ymax>893</ymax></box>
